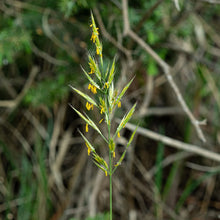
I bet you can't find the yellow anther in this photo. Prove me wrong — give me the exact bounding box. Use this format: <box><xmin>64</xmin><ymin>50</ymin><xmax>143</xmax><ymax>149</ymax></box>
<box><xmin>96</xmin><ymin>47</ymin><xmax>100</xmax><ymax>55</ymax></box>
<box><xmin>92</xmin><ymin>85</ymin><xmax>97</xmax><ymax>94</ymax></box>
<box><xmin>99</xmin><ymin>119</ymin><xmax>104</xmax><ymax>124</ymax></box>
<box><xmin>104</xmin><ymin>82</ymin><xmax>109</xmax><ymax>89</ymax></box>
<box><xmin>89</xmin><ymin>62</ymin><xmax>95</xmax><ymax>74</ymax></box>
<box><xmin>90</xmin><ymin>32</ymin><xmax>97</xmax><ymax>43</ymax></box>
<box><xmin>86</xmin><ymin>102</ymin><xmax>93</xmax><ymax>111</ymax></box>
<box><xmin>85</xmin><ymin>142</ymin><xmax>91</xmax><ymax>155</ymax></box>
<box><xmin>117</xmin><ymin>132</ymin><xmax>120</xmax><ymax>138</ymax></box>
<box><xmin>87</xmin><ymin>147</ymin><xmax>91</xmax><ymax>155</ymax></box>
<box><xmin>118</xmin><ymin>101</ymin><xmax>121</xmax><ymax>108</ymax></box>
<box><xmin>113</xmin><ymin>151</ymin><xmax>115</xmax><ymax>158</ymax></box>
<box><xmin>86</xmin><ymin>123</ymin><xmax>89</xmax><ymax>132</ymax></box>
<box><xmin>100</xmin><ymin>106</ymin><xmax>105</xmax><ymax>114</ymax></box>
<box><xmin>90</xmin><ymin>28</ymin><xmax>99</xmax><ymax>43</ymax></box>
<box><xmin>88</xmin><ymin>84</ymin><xmax>97</xmax><ymax>94</ymax></box>
<box><xmin>86</xmin><ymin>102</ymin><xmax>90</xmax><ymax>110</ymax></box>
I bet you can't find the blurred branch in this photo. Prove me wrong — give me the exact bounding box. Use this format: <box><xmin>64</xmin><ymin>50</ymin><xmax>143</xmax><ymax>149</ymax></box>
<box><xmin>139</xmin><ymin>107</ymin><xmax>184</xmax><ymax>117</ymax></box>
<box><xmin>138</xmin><ymin>75</ymin><xmax>154</xmax><ymax>117</ymax></box>
<box><xmin>49</xmin><ymin>103</ymin><xmax>67</xmax><ymax>192</ymax></box>
<box><xmin>0</xmin><ymin>118</ymin><xmax>32</xmax><ymax>155</ymax></box>
<box><xmin>50</xmin><ymin>128</ymin><xmax>72</xmax><ymax>193</ymax></box>
<box><xmin>24</xmin><ymin>111</ymin><xmax>49</xmax><ymax>140</ymax></box>
<box><xmin>121</xmin><ymin>120</ymin><xmax>220</xmax><ymax>163</ymax></box>
<box><xmin>5</xmin><ymin>0</ymin><xmax>44</xmax><ymax>13</ymax></box>
<box><xmin>0</xmin><ymin>66</ymin><xmax>39</xmax><ymax>109</ymax></box>
<box><xmin>122</xmin><ymin>0</ymin><xmax>130</xmax><ymax>36</ymax></box>
<box><xmin>31</xmin><ymin>43</ymin><xmax>68</xmax><ymax>66</ymax></box>
<box><xmin>186</xmin><ymin>162</ymin><xmax>220</xmax><ymax>172</ymax></box>
<box><xmin>122</xmin><ymin>0</ymin><xmax>206</xmax><ymax>142</ymax></box>
<box><xmin>89</xmin><ymin>170</ymin><xmax>105</xmax><ymax>217</ymax></box>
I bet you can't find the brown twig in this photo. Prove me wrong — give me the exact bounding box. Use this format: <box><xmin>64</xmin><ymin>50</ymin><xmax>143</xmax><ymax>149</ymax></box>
<box><xmin>0</xmin><ymin>66</ymin><xmax>39</xmax><ymax>110</ymax></box>
<box><xmin>138</xmin><ymin>75</ymin><xmax>154</xmax><ymax>117</ymax></box>
<box><xmin>89</xmin><ymin>170</ymin><xmax>105</xmax><ymax>217</ymax></box>
<box><xmin>120</xmin><ymin>120</ymin><xmax>220</xmax><ymax>163</ymax></box>
<box><xmin>24</xmin><ymin>111</ymin><xmax>49</xmax><ymax>140</ymax></box>
<box><xmin>50</xmin><ymin>128</ymin><xmax>72</xmax><ymax>192</ymax></box>
<box><xmin>31</xmin><ymin>43</ymin><xmax>68</xmax><ymax>66</ymax></box>
<box><xmin>0</xmin><ymin>118</ymin><xmax>32</xmax><ymax>155</ymax></box>
<box><xmin>143</xmin><ymin>107</ymin><xmax>184</xmax><ymax>116</ymax></box>
<box><xmin>5</xmin><ymin>0</ymin><xmax>44</xmax><ymax>13</ymax></box>
<box><xmin>48</xmin><ymin>104</ymin><xmax>67</xmax><ymax>192</ymax></box>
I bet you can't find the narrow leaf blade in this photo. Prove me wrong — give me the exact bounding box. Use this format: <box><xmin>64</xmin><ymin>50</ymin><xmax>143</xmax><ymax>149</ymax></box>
<box><xmin>81</xmin><ymin>66</ymin><xmax>100</xmax><ymax>89</ymax></box>
<box><xmin>69</xmin><ymin>85</ymin><xmax>97</xmax><ymax>106</ymax></box>
<box><xmin>108</xmin><ymin>57</ymin><xmax>116</xmax><ymax>85</ymax></box>
<box><xmin>126</xmin><ymin>123</ymin><xmax>139</xmax><ymax>148</ymax></box>
<box><xmin>115</xmin><ymin>77</ymin><xmax>134</xmax><ymax>106</ymax></box>
<box><xmin>78</xmin><ymin>130</ymin><xmax>95</xmax><ymax>152</ymax></box>
<box><xmin>115</xmin><ymin>103</ymin><xmax>136</xmax><ymax>137</ymax></box>
<box><xmin>69</xmin><ymin>104</ymin><xmax>91</xmax><ymax>125</ymax></box>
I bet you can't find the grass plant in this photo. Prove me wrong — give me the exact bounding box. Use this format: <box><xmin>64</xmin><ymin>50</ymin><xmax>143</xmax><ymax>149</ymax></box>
<box><xmin>69</xmin><ymin>13</ymin><xmax>137</xmax><ymax>220</ymax></box>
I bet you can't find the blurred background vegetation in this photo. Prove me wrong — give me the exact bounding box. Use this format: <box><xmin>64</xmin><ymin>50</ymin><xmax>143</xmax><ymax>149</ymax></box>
<box><xmin>0</xmin><ymin>0</ymin><xmax>220</xmax><ymax>219</ymax></box>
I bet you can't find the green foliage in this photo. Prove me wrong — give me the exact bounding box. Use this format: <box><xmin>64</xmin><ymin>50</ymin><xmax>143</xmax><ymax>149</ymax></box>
<box><xmin>24</xmin><ymin>74</ymin><xmax>69</xmax><ymax>107</ymax></box>
<box><xmin>0</xmin><ymin>140</ymin><xmax>16</xmax><ymax>170</ymax></box>
<box><xmin>33</xmin><ymin>134</ymin><xmax>52</xmax><ymax>219</ymax></box>
<box><xmin>70</xmin><ymin>213</ymin><xmax>109</xmax><ymax>220</ymax></box>
<box><xmin>58</xmin><ymin>0</ymin><xmax>97</xmax><ymax>17</ymax></box>
<box><xmin>21</xmin><ymin>11</ymin><xmax>42</xmax><ymax>30</ymax></box>
<box><xmin>147</xmin><ymin>58</ymin><xmax>158</xmax><ymax>76</ymax></box>
<box><xmin>17</xmin><ymin>158</ymin><xmax>36</xmax><ymax>220</ymax></box>
<box><xmin>162</xmin><ymin>161</ymin><xmax>180</xmax><ymax>200</ymax></box>
<box><xmin>85</xmin><ymin>213</ymin><xmax>109</xmax><ymax>220</ymax></box>
<box><xmin>129</xmin><ymin>8</ymin><xmax>142</xmax><ymax>26</ymax></box>
<box><xmin>0</xmin><ymin>27</ymin><xmax>31</xmax><ymax>66</ymax></box>
<box><xmin>58</xmin><ymin>0</ymin><xmax>79</xmax><ymax>18</ymax></box>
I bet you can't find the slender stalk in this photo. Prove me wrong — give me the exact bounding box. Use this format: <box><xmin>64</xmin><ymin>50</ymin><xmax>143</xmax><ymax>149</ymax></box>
<box><xmin>107</xmin><ymin>109</ymin><xmax>113</xmax><ymax>220</ymax></box>
<box><xmin>109</xmin><ymin>152</ymin><xmax>113</xmax><ymax>220</ymax></box>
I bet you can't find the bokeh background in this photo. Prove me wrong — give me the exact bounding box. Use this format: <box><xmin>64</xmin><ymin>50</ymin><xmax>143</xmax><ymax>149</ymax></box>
<box><xmin>0</xmin><ymin>0</ymin><xmax>220</xmax><ymax>219</ymax></box>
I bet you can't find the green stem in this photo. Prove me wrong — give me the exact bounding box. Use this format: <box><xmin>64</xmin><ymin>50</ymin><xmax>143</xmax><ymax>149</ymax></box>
<box><xmin>109</xmin><ymin>152</ymin><xmax>113</xmax><ymax>220</ymax></box>
<box><xmin>107</xmin><ymin>108</ymin><xmax>113</xmax><ymax>220</ymax></box>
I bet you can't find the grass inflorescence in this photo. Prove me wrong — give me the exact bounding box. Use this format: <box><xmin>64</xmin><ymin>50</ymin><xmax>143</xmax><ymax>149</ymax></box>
<box><xmin>69</xmin><ymin>12</ymin><xmax>137</xmax><ymax>220</ymax></box>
